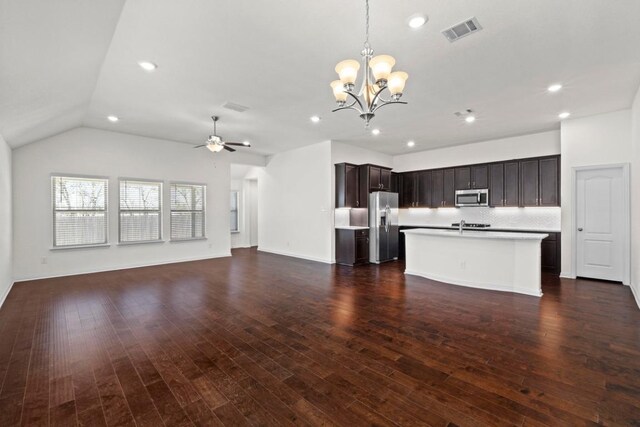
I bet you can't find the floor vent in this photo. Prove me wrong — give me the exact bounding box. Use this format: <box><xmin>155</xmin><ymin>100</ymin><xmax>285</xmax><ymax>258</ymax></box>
<box><xmin>222</xmin><ymin>102</ymin><xmax>250</xmax><ymax>113</ymax></box>
<box><xmin>442</xmin><ymin>17</ymin><xmax>482</xmax><ymax>42</ymax></box>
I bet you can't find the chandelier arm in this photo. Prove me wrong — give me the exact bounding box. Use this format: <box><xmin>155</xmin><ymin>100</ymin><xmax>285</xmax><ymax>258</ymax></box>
<box><xmin>344</xmin><ymin>89</ymin><xmax>366</xmax><ymax>112</ymax></box>
<box><xmin>371</xmin><ymin>100</ymin><xmax>408</xmax><ymax>113</ymax></box>
<box><xmin>368</xmin><ymin>86</ymin><xmax>388</xmax><ymax>111</ymax></box>
<box><xmin>332</xmin><ymin>104</ymin><xmax>365</xmax><ymax>114</ymax></box>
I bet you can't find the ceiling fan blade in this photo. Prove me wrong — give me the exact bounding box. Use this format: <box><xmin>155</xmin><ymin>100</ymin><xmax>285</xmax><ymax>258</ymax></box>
<box><xmin>224</xmin><ymin>142</ymin><xmax>249</xmax><ymax>147</ymax></box>
<box><xmin>193</xmin><ymin>144</ymin><xmax>207</xmax><ymax>148</ymax></box>
<box><xmin>223</xmin><ymin>145</ymin><xmax>236</xmax><ymax>152</ymax></box>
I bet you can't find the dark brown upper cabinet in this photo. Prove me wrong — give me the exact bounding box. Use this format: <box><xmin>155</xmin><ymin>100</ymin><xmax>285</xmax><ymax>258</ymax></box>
<box><xmin>399</xmin><ymin>172</ymin><xmax>415</xmax><ymax>207</ymax></box>
<box><xmin>430</xmin><ymin>169</ymin><xmax>444</xmax><ymax>208</ymax></box>
<box><xmin>455</xmin><ymin>165</ymin><xmax>488</xmax><ymax>190</ymax></box>
<box><xmin>335</xmin><ymin>163</ymin><xmax>362</xmax><ymax>208</ymax></box>
<box><xmin>489</xmin><ymin>163</ymin><xmax>505</xmax><ymax>207</ymax></box>
<box><xmin>539</xmin><ymin>157</ymin><xmax>559</xmax><ymax>206</ymax></box>
<box><xmin>443</xmin><ymin>169</ymin><xmax>456</xmax><ymax>206</ymax></box>
<box><xmin>400</xmin><ymin>170</ymin><xmax>432</xmax><ymax>208</ymax></box>
<box><xmin>504</xmin><ymin>161</ymin><xmax>520</xmax><ymax>206</ymax></box>
<box><xmin>454</xmin><ymin>167</ymin><xmax>471</xmax><ymax>190</ymax></box>
<box><xmin>417</xmin><ymin>171</ymin><xmax>431</xmax><ymax>207</ymax></box>
<box><xmin>520</xmin><ymin>159</ymin><xmax>540</xmax><ymax>206</ymax></box>
<box><xmin>390</xmin><ymin>172</ymin><xmax>399</xmax><ymax>193</ymax></box>
<box><xmin>489</xmin><ymin>161</ymin><xmax>519</xmax><ymax>207</ymax></box>
<box><xmin>519</xmin><ymin>156</ymin><xmax>559</xmax><ymax>207</ymax></box>
<box><xmin>430</xmin><ymin>168</ymin><xmax>455</xmax><ymax>207</ymax></box>
<box><xmin>360</xmin><ymin>164</ymin><xmax>392</xmax><ymax>192</ymax></box>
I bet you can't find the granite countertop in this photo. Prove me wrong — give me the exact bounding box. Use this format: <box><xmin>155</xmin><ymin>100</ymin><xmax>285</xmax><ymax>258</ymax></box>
<box><xmin>335</xmin><ymin>226</ymin><xmax>370</xmax><ymax>230</ymax></box>
<box><xmin>399</xmin><ymin>224</ymin><xmax>561</xmax><ymax>233</ymax></box>
<box><xmin>401</xmin><ymin>228</ymin><xmax>549</xmax><ymax>240</ymax></box>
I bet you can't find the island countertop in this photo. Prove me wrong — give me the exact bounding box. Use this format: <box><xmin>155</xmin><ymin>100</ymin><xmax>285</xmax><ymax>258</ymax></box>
<box><xmin>401</xmin><ymin>228</ymin><xmax>548</xmax><ymax>241</ymax></box>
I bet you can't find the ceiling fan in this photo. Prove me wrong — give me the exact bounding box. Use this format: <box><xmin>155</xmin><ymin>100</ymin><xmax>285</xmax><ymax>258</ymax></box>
<box><xmin>194</xmin><ymin>116</ymin><xmax>251</xmax><ymax>153</ymax></box>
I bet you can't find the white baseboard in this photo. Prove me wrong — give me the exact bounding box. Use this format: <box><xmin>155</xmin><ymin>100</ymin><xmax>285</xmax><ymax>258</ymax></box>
<box><xmin>559</xmin><ymin>272</ymin><xmax>576</xmax><ymax>279</ymax></box>
<box><xmin>630</xmin><ymin>282</ymin><xmax>640</xmax><ymax>310</ymax></box>
<box><xmin>13</xmin><ymin>252</ymin><xmax>232</xmax><ymax>283</ymax></box>
<box><xmin>257</xmin><ymin>247</ymin><xmax>333</xmax><ymax>264</ymax></box>
<box><xmin>0</xmin><ymin>280</ymin><xmax>15</xmax><ymax>309</ymax></box>
<box><xmin>404</xmin><ymin>269</ymin><xmax>543</xmax><ymax>298</ymax></box>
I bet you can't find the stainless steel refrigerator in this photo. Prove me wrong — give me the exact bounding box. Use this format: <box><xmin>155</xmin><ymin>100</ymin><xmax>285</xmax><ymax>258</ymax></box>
<box><xmin>369</xmin><ymin>192</ymin><xmax>399</xmax><ymax>264</ymax></box>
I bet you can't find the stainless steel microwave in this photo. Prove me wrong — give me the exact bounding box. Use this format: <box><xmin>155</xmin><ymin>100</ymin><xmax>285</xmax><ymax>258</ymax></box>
<box><xmin>455</xmin><ymin>189</ymin><xmax>489</xmax><ymax>207</ymax></box>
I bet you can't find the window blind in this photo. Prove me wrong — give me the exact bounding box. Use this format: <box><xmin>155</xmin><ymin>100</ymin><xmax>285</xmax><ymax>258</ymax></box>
<box><xmin>170</xmin><ymin>183</ymin><xmax>206</xmax><ymax>240</ymax></box>
<box><xmin>230</xmin><ymin>191</ymin><xmax>239</xmax><ymax>232</ymax></box>
<box><xmin>119</xmin><ymin>180</ymin><xmax>162</xmax><ymax>243</ymax></box>
<box><xmin>52</xmin><ymin>176</ymin><xmax>108</xmax><ymax>247</ymax></box>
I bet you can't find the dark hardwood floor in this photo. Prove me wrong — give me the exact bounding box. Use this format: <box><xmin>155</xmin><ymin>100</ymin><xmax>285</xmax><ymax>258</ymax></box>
<box><xmin>1</xmin><ymin>248</ymin><xmax>639</xmax><ymax>426</ymax></box>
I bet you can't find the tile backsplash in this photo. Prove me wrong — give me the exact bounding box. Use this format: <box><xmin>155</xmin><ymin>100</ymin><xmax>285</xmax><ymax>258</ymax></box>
<box><xmin>399</xmin><ymin>207</ymin><xmax>561</xmax><ymax>231</ymax></box>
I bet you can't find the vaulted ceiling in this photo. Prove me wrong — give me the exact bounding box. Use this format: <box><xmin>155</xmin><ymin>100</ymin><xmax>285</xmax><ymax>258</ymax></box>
<box><xmin>2</xmin><ymin>0</ymin><xmax>640</xmax><ymax>155</ymax></box>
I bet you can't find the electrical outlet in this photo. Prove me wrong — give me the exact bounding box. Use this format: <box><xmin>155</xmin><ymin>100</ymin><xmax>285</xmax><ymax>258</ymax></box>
<box><xmin>460</xmin><ymin>260</ymin><xmax>466</xmax><ymax>269</ymax></box>
<box><xmin>41</xmin><ymin>257</ymin><xmax>47</xmax><ymax>265</ymax></box>
<box><xmin>208</xmin><ymin>243</ymin><xmax>213</xmax><ymax>249</ymax></box>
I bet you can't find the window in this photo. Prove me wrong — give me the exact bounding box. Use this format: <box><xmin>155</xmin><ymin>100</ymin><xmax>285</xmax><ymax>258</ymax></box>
<box><xmin>52</xmin><ymin>176</ymin><xmax>108</xmax><ymax>248</ymax></box>
<box><xmin>119</xmin><ymin>180</ymin><xmax>162</xmax><ymax>243</ymax></box>
<box><xmin>230</xmin><ymin>191</ymin><xmax>239</xmax><ymax>232</ymax></box>
<box><xmin>170</xmin><ymin>183</ymin><xmax>206</xmax><ymax>240</ymax></box>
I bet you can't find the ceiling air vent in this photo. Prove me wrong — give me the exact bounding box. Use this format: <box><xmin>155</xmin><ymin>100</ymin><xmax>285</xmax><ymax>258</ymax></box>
<box><xmin>222</xmin><ymin>102</ymin><xmax>250</xmax><ymax>113</ymax></box>
<box><xmin>442</xmin><ymin>17</ymin><xmax>482</xmax><ymax>42</ymax></box>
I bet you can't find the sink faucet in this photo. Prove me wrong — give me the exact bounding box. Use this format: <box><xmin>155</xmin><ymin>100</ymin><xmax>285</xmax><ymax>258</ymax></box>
<box><xmin>459</xmin><ymin>220</ymin><xmax>466</xmax><ymax>234</ymax></box>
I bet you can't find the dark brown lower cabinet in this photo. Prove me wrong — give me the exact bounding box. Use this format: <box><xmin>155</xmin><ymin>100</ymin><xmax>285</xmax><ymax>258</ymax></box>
<box><xmin>541</xmin><ymin>232</ymin><xmax>561</xmax><ymax>274</ymax></box>
<box><xmin>336</xmin><ymin>229</ymin><xmax>369</xmax><ymax>266</ymax></box>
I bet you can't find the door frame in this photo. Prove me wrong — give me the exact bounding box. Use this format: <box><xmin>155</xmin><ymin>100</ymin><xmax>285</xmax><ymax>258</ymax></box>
<box><xmin>570</xmin><ymin>163</ymin><xmax>630</xmax><ymax>285</ymax></box>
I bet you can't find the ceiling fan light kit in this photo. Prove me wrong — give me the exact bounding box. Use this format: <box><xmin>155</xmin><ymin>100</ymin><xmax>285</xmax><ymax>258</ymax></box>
<box><xmin>193</xmin><ymin>116</ymin><xmax>251</xmax><ymax>154</ymax></box>
<box><xmin>330</xmin><ymin>0</ymin><xmax>409</xmax><ymax>127</ymax></box>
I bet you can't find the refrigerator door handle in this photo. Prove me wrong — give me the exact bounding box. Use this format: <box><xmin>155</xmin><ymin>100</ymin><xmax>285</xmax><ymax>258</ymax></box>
<box><xmin>385</xmin><ymin>205</ymin><xmax>391</xmax><ymax>233</ymax></box>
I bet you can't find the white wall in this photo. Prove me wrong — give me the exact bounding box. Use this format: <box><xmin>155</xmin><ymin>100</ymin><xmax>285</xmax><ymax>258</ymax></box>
<box><xmin>393</xmin><ymin>130</ymin><xmax>561</xmax><ymax>172</ymax></box>
<box><xmin>12</xmin><ymin>127</ymin><xmax>231</xmax><ymax>281</ymax></box>
<box><xmin>560</xmin><ymin>109</ymin><xmax>632</xmax><ymax>280</ymax></box>
<box><xmin>258</xmin><ymin>141</ymin><xmax>333</xmax><ymax>263</ymax></box>
<box><xmin>0</xmin><ymin>134</ymin><xmax>12</xmax><ymax>306</ymax></box>
<box><xmin>631</xmin><ymin>86</ymin><xmax>640</xmax><ymax>306</ymax></box>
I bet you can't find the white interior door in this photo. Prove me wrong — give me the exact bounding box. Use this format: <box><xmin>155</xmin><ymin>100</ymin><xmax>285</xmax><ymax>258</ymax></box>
<box><xmin>576</xmin><ymin>167</ymin><xmax>624</xmax><ymax>281</ymax></box>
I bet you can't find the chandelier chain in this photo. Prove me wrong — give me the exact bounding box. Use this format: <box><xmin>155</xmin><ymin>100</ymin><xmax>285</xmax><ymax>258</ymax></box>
<box><xmin>364</xmin><ymin>0</ymin><xmax>370</xmax><ymax>49</ymax></box>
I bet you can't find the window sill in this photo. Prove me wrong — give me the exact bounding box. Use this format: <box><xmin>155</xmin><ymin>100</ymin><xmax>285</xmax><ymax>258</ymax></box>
<box><xmin>169</xmin><ymin>237</ymin><xmax>208</xmax><ymax>243</ymax></box>
<box><xmin>50</xmin><ymin>243</ymin><xmax>111</xmax><ymax>251</ymax></box>
<box><xmin>117</xmin><ymin>240</ymin><xmax>165</xmax><ymax>246</ymax></box>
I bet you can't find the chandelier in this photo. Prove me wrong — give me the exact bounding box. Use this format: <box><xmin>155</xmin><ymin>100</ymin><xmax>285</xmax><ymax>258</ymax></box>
<box><xmin>330</xmin><ymin>0</ymin><xmax>409</xmax><ymax>126</ymax></box>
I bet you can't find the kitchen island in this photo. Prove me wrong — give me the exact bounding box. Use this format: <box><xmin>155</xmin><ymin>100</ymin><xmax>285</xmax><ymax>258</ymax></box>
<box><xmin>401</xmin><ymin>228</ymin><xmax>548</xmax><ymax>297</ymax></box>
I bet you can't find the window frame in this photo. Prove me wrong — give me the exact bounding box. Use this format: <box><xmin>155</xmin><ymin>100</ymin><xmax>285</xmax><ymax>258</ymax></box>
<box><xmin>118</xmin><ymin>178</ymin><xmax>164</xmax><ymax>245</ymax></box>
<box><xmin>169</xmin><ymin>182</ymin><xmax>207</xmax><ymax>241</ymax></box>
<box><xmin>51</xmin><ymin>174</ymin><xmax>110</xmax><ymax>250</ymax></box>
<box><xmin>230</xmin><ymin>190</ymin><xmax>240</xmax><ymax>233</ymax></box>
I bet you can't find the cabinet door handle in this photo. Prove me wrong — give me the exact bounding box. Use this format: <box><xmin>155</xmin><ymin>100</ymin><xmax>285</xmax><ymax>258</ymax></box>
<box><xmin>356</xmin><ymin>201</ymin><xmax>359</xmax><ymax>207</ymax></box>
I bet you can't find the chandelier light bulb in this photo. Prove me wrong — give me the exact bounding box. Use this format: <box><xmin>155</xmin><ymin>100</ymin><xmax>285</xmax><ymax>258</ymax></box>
<box><xmin>369</xmin><ymin>55</ymin><xmax>396</xmax><ymax>84</ymax></box>
<box><xmin>330</xmin><ymin>80</ymin><xmax>348</xmax><ymax>103</ymax></box>
<box><xmin>387</xmin><ymin>71</ymin><xmax>409</xmax><ymax>97</ymax></box>
<box><xmin>335</xmin><ymin>60</ymin><xmax>360</xmax><ymax>87</ymax></box>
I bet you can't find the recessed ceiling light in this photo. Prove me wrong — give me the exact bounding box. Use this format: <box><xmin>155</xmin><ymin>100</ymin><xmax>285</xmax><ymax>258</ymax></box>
<box><xmin>408</xmin><ymin>14</ymin><xmax>427</xmax><ymax>29</ymax></box>
<box><xmin>371</xmin><ymin>128</ymin><xmax>381</xmax><ymax>135</ymax></box>
<box><xmin>310</xmin><ymin>115</ymin><xmax>321</xmax><ymax>123</ymax></box>
<box><xmin>547</xmin><ymin>83</ymin><xmax>562</xmax><ymax>93</ymax></box>
<box><xmin>465</xmin><ymin>115</ymin><xmax>476</xmax><ymax>123</ymax></box>
<box><xmin>407</xmin><ymin>141</ymin><xmax>415</xmax><ymax>147</ymax></box>
<box><xmin>558</xmin><ymin>112</ymin><xmax>571</xmax><ymax>119</ymax></box>
<box><xmin>138</xmin><ymin>61</ymin><xmax>157</xmax><ymax>71</ymax></box>
<box><xmin>242</xmin><ymin>141</ymin><xmax>250</xmax><ymax>146</ymax></box>
<box><xmin>107</xmin><ymin>115</ymin><xmax>119</xmax><ymax>122</ymax></box>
